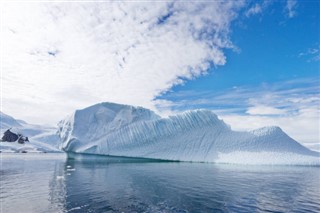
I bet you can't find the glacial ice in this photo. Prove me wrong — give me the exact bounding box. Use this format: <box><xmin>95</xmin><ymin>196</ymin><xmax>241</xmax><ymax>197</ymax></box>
<box><xmin>58</xmin><ymin>102</ymin><xmax>320</xmax><ymax>165</ymax></box>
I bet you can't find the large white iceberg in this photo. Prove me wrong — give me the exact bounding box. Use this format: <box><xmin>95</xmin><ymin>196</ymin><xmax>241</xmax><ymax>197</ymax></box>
<box><xmin>58</xmin><ymin>102</ymin><xmax>319</xmax><ymax>165</ymax></box>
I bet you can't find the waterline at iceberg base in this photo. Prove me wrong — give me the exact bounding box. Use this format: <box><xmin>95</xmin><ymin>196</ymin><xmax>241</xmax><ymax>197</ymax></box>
<box><xmin>58</xmin><ymin>102</ymin><xmax>319</xmax><ymax>165</ymax></box>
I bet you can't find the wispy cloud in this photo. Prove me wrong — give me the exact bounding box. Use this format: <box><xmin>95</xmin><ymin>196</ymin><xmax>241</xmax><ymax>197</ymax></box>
<box><xmin>157</xmin><ymin>78</ymin><xmax>320</xmax><ymax>144</ymax></box>
<box><xmin>246</xmin><ymin>105</ymin><xmax>286</xmax><ymax>115</ymax></box>
<box><xmin>244</xmin><ymin>0</ymin><xmax>275</xmax><ymax>18</ymax></box>
<box><xmin>245</xmin><ymin>4</ymin><xmax>262</xmax><ymax>17</ymax></box>
<box><xmin>299</xmin><ymin>45</ymin><xmax>320</xmax><ymax>62</ymax></box>
<box><xmin>286</xmin><ymin>0</ymin><xmax>298</xmax><ymax>18</ymax></box>
<box><xmin>2</xmin><ymin>1</ymin><xmax>245</xmax><ymax>124</ymax></box>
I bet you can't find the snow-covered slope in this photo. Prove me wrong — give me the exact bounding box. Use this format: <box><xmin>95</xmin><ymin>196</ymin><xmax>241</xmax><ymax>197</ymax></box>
<box><xmin>0</xmin><ymin>112</ymin><xmax>60</xmax><ymax>153</ymax></box>
<box><xmin>0</xmin><ymin>112</ymin><xmax>22</xmax><ymax>129</ymax></box>
<box><xmin>58</xmin><ymin>102</ymin><xmax>319</xmax><ymax>165</ymax></box>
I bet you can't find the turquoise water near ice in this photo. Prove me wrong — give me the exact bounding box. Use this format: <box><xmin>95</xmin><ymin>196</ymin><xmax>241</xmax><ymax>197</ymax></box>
<box><xmin>1</xmin><ymin>153</ymin><xmax>319</xmax><ymax>213</ymax></box>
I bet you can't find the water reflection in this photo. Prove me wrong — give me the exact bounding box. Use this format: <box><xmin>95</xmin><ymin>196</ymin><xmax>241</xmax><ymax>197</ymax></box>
<box><xmin>48</xmin><ymin>161</ymin><xmax>67</xmax><ymax>212</ymax></box>
<box><xmin>1</xmin><ymin>153</ymin><xmax>320</xmax><ymax>213</ymax></box>
<box><xmin>0</xmin><ymin>154</ymin><xmax>67</xmax><ymax>213</ymax></box>
<box><xmin>62</xmin><ymin>156</ymin><xmax>320</xmax><ymax>213</ymax></box>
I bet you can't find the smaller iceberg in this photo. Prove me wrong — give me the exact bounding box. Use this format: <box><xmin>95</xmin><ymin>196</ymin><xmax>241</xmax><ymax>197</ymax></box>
<box><xmin>58</xmin><ymin>102</ymin><xmax>319</xmax><ymax>165</ymax></box>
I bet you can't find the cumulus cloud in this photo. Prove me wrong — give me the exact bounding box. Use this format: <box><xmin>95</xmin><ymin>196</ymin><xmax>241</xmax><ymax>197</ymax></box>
<box><xmin>2</xmin><ymin>1</ymin><xmax>245</xmax><ymax>124</ymax></box>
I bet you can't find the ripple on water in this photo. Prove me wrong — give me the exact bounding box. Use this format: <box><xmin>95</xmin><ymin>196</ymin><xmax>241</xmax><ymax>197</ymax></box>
<box><xmin>0</xmin><ymin>153</ymin><xmax>319</xmax><ymax>213</ymax></box>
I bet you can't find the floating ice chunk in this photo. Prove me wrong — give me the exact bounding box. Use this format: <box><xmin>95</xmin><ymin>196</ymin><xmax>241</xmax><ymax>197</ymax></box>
<box><xmin>67</xmin><ymin>206</ymin><xmax>81</xmax><ymax>212</ymax></box>
<box><xmin>56</xmin><ymin>176</ymin><xmax>64</xmax><ymax>180</ymax></box>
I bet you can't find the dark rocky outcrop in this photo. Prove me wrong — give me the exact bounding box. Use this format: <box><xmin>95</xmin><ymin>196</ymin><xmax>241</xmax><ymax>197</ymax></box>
<box><xmin>1</xmin><ymin>129</ymin><xmax>18</xmax><ymax>142</ymax></box>
<box><xmin>1</xmin><ymin>129</ymin><xmax>29</xmax><ymax>143</ymax></box>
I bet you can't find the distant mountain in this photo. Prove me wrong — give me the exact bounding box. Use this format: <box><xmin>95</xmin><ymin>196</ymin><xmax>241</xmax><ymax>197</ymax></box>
<box><xmin>0</xmin><ymin>111</ymin><xmax>61</xmax><ymax>153</ymax></box>
<box><xmin>0</xmin><ymin>111</ymin><xmax>22</xmax><ymax>128</ymax></box>
<box><xmin>58</xmin><ymin>102</ymin><xmax>319</xmax><ymax>165</ymax></box>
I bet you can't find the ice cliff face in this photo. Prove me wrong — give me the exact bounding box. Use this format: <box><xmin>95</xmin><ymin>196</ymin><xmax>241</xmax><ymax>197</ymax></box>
<box><xmin>58</xmin><ymin>102</ymin><xmax>319</xmax><ymax>165</ymax></box>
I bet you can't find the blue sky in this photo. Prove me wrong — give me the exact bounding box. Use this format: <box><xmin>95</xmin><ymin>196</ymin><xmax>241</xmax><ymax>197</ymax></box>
<box><xmin>159</xmin><ymin>0</ymin><xmax>319</xmax><ymax>107</ymax></box>
<box><xmin>2</xmin><ymin>0</ymin><xmax>319</xmax><ymax>145</ymax></box>
<box><xmin>155</xmin><ymin>0</ymin><xmax>319</xmax><ymax>145</ymax></box>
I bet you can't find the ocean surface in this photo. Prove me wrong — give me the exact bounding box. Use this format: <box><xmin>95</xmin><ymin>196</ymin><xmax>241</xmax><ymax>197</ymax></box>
<box><xmin>1</xmin><ymin>153</ymin><xmax>319</xmax><ymax>213</ymax></box>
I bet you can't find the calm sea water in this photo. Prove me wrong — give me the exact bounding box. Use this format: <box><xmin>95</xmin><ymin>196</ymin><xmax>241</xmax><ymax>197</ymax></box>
<box><xmin>1</xmin><ymin>153</ymin><xmax>319</xmax><ymax>213</ymax></box>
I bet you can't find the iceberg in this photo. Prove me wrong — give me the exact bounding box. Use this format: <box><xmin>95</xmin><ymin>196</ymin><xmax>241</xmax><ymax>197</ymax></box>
<box><xmin>58</xmin><ymin>102</ymin><xmax>319</xmax><ymax>165</ymax></box>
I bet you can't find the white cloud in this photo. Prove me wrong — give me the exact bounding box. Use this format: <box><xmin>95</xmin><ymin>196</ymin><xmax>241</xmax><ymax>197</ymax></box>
<box><xmin>286</xmin><ymin>0</ymin><xmax>298</xmax><ymax>18</ymax></box>
<box><xmin>246</xmin><ymin>105</ymin><xmax>286</xmax><ymax>115</ymax></box>
<box><xmin>243</xmin><ymin>0</ymin><xmax>300</xmax><ymax>20</ymax></box>
<box><xmin>299</xmin><ymin>46</ymin><xmax>320</xmax><ymax>62</ymax></box>
<box><xmin>245</xmin><ymin>4</ymin><xmax>262</xmax><ymax>17</ymax></box>
<box><xmin>2</xmin><ymin>1</ymin><xmax>245</xmax><ymax>125</ymax></box>
<box><xmin>244</xmin><ymin>0</ymin><xmax>273</xmax><ymax>18</ymax></box>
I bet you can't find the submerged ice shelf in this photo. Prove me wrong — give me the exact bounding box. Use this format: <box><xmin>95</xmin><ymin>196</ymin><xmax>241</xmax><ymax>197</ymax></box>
<box><xmin>58</xmin><ymin>102</ymin><xmax>319</xmax><ymax>165</ymax></box>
